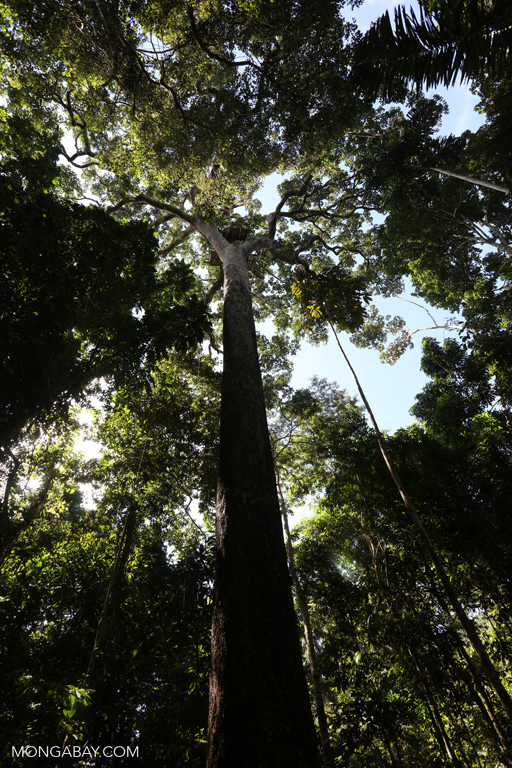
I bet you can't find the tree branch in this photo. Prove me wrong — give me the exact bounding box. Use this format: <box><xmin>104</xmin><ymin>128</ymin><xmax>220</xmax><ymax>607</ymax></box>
<box><xmin>108</xmin><ymin>193</ymin><xmax>195</xmax><ymax>225</ymax></box>
<box><xmin>203</xmin><ymin>272</ymin><xmax>224</xmax><ymax>305</ymax></box>
<box><xmin>186</xmin><ymin>6</ymin><xmax>262</xmax><ymax>72</ymax></box>
<box><xmin>1</xmin><ymin>447</ymin><xmax>20</xmax><ymax>516</ymax></box>
<box><xmin>267</xmin><ymin>244</ymin><xmax>311</xmax><ymax>272</ymax></box>
<box><xmin>267</xmin><ymin>175</ymin><xmax>313</xmax><ymax>239</ymax></box>
<box><xmin>241</xmin><ymin>236</ymin><xmax>274</xmax><ymax>257</ymax></box>
<box><xmin>158</xmin><ymin>225</ymin><xmax>196</xmax><ymax>256</ymax></box>
<box><xmin>59</xmin><ymin>148</ymin><xmax>98</xmax><ymax>169</ymax></box>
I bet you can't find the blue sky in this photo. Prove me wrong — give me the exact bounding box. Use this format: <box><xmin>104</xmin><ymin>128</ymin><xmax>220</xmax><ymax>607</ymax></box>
<box><xmin>259</xmin><ymin>0</ymin><xmax>486</xmax><ymax>434</ymax></box>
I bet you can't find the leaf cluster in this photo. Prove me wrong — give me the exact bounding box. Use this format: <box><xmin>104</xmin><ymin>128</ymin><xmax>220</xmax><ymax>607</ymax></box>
<box><xmin>0</xmin><ymin>142</ymin><xmax>209</xmax><ymax>447</ymax></box>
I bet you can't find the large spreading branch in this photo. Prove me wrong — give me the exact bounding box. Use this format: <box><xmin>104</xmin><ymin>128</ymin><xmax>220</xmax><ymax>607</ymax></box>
<box><xmin>54</xmin><ymin>89</ymin><xmax>96</xmax><ymax>163</ymax></box>
<box><xmin>203</xmin><ymin>273</ymin><xmax>224</xmax><ymax>306</ymax></box>
<box><xmin>108</xmin><ymin>192</ymin><xmax>194</xmax><ymax>225</ymax></box>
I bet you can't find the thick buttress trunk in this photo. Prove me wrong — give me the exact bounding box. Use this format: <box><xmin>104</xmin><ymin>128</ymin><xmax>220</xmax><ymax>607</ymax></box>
<box><xmin>207</xmin><ymin>242</ymin><xmax>320</xmax><ymax>767</ymax></box>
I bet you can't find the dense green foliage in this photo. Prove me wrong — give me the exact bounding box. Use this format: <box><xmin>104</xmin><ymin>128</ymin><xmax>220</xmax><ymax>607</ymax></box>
<box><xmin>0</xmin><ymin>0</ymin><xmax>511</xmax><ymax>765</ymax></box>
<box><xmin>286</xmin><ymin>372</ymin><xmax>512</xmax><ymax>765</ymax></box>
<box><xmin>0</xmin><ymin>115</ymin><xmax>208</xmax><ymax>448</ymax></box>
<box><xmin>0</xmin><ymin>355</ymin><xmax>219</xmax><ymax>764</ymax></box>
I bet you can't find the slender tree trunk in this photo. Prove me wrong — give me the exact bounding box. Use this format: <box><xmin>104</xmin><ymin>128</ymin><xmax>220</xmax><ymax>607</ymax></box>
<box><xmin>277</xmin><ymin>477</ymin><xmax>334</xmax><ymax>768</ymax></box>
<box><xmin>83</xmin><ymin>504</ymin><xmax>138</xmax><ymax>692</ymax></box>
<box><xmin>420</xmin><ymin>673</ymin><xmax>462</xmax><ymax>766</ymax></box>
<box><xmin>207</xmin><ymin>239</ymin><xmax>320</xmax><ymax>767</ymax></box>
<box><xmin>457</xmin><ymin>643</ymin><xmax>512</xmax><ymax>763</ymax></box>
<box><xmin>446</xmin><ymin>684</ymin><xmax>485</xmax><ymax>768</ymax></box>
<box><xmin>426</xmin><ymin>574</ymin><xmax>512</xmax><ymax>762</ymax></box>
<box><xmin>84</xmin><ymin>505</ymin><xmax>138</xmax><ymax>752</ymax></box>
<box><xmin>330</xmin><ymin>322</ymin><xmax>512</xmax><ymax>723</ymax></box>
<box><xmin>0</xmin><ymin>462</ymin><xmax>55</xmax><ymax>566</ymax></box>
<box><xmin>364</xmin><ymin>532</ymin><xmax>461</xmax><ymax>766</ymax></box>
<box><xmin>425</xmin><ymin>166</ymin><xmax>509</xmax><ymax>194</ymax></box>
<box><xmin>59</xmin><ymin>504</ymin><xmax>138</xmax><ymax>765</ymax></box>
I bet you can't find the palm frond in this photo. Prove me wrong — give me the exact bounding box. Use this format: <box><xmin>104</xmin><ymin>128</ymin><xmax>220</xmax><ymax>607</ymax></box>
<box><xmin>353</xmin><ymin>0</ymin><xmax>512</xmax><ymax>99</ymax></box>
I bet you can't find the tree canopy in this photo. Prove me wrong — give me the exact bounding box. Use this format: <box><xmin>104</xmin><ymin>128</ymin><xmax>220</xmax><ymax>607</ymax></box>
<box><xmin>1</xmin><ymin>0</ymin><xmax>511</xmax><ymax>765</ymax></box>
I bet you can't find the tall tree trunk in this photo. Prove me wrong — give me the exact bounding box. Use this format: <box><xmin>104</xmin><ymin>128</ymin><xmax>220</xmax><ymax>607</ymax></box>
<box><xmin>330</xmin><ymin>322</ymin><xmax>512</xmax><ymax>724</ymax></box>
<box><xmin>60</xmin><ymin>504</ymin><xmax>138</xmax><ymax>764</ymax></box>
<box><xmin>83</xmin><ymin>504</ymin><xmax>138</xmax><ymax>694</ymax></box>
<box><xmin>457</xmin><ymin>643</ymin><xmax>512</xmax><ymax>763</ymax></box>
<box><xmin>277</xmin><ymin>476</ymin><xmax>334</xmax><ymax>768</ymax></box>
<box><xmin>207</xmin><ymin>239</ymin><xmax>320</xmax><ymax>767</ymax></box>
<box><xmin>425</xmin><ymin>166</ymin><xmax>509</xmax><ymax>194</ymax></box>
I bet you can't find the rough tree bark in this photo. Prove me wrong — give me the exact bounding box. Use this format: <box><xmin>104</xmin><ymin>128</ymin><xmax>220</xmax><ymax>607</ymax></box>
<box><xmin>206</xmin><ymin>233</ymin><xmax>320</xmax><ymax>767</ymax></box>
